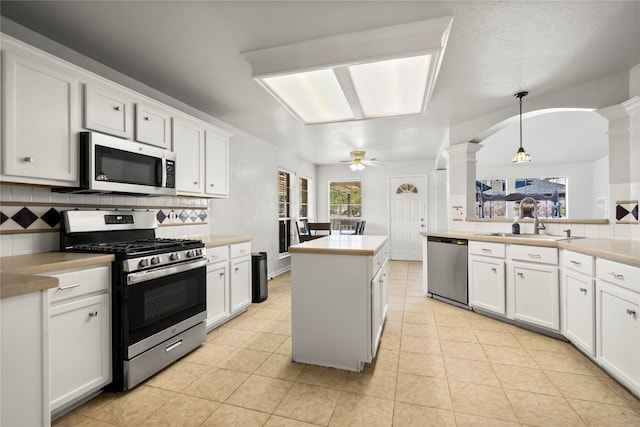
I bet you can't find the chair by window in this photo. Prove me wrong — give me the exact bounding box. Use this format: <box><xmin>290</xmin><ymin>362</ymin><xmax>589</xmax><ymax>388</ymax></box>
<box><xmin>295</xmin><ymin>220</ymin><xmax>312</xmax><ymax>242</ymax></box>
<box><xmin>339</xmin><ymin>219</ymin><xmax>359</xmax><ymax>234</ymax></box>
<box><xmin>356</xmin><ymin>220</ymin><xmax>366</xmax><ymax>235</ymax></box>
<box><xmin>307</xmin><ymin>222</ymin><xmax>331</xmax><ymax>237</ymax></box>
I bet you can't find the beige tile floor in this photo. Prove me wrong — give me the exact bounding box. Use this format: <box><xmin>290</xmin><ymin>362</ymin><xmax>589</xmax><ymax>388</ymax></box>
<box><xmin>54</xmin><ymin>261</ymin><xmax>640</xmax><ymax>426</ymax></box>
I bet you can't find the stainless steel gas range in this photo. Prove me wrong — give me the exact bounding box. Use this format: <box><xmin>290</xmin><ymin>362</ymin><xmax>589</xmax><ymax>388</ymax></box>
<box><xmin>60</xmin><ymin>210</ymin><xmax>207</xmax><ymax>391</ymax></box>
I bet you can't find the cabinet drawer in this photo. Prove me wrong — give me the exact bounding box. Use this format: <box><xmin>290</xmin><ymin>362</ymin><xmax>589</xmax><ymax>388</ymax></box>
<box><xmin>509</xmin><ymin>244</ymin><xmax>557</xmax><ymax>265</ymax></box>
<box><xmin>135</xmin><ymin>102</ymin><xmax>171</xmax><ymax>149</ymax></box>
<box><xmin>49</xmin><ymin>265</ymin><xmax>110</xmax><ymax>303</ymax></box>
<box><xmin>230</xmin><ymin>242</ymin><xmax>251</xmax><ymax>259</ymax></box>
<box><xmin>597</xmin><ymin>258</ymin><xmax>640</xmax><ymax>293</ymax></box>
<box><xmin>563</xmin><ymin>250</ymin><xmax>594</xmax><ymax>276</ymax></box>
<box><xmin>206</xmin><ymin>245</ymin><xmax>229</xmax><ymax>264</ymax></box>
<box><xmin>469</xmin><ymin>241</ymin><xmax>505</xmax><ymax>258</ymax></box>
<box><xmin>372</xmin><ymin>245</ymin><xmax>389</xmax><ymax>276</ymax></box>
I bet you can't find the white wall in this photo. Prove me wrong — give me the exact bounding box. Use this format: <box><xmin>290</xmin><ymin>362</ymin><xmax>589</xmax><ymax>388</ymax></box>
<box><xmin>477</xmin><ymin>159</ymin><xmax>608</xmax><ymax>220</ymax></box>
<box><xmin>208</xmin><ymin>130</ymin><xmax>316</xmax><ymax>277</ymax></box>
<box><xmin>316</xmin><ymin>160</ymin><xmax>435</xmax><ymax>236</ymax></box>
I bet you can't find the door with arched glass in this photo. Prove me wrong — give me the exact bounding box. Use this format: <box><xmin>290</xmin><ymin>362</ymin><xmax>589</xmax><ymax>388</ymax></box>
<box><xmin>389</xmin><ymin>176</ymin><xmax>427</xmax><ymax>260</ymax></box>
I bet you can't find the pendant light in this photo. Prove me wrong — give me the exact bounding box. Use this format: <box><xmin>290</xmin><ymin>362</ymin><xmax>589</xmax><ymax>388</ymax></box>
<box><xmin>512</xmin><ymin>91</ymin><xmax>532</xmax><ymax>163</ymax></box>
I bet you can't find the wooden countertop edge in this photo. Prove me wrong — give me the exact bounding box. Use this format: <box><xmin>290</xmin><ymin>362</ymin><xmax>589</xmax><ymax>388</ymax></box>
<box><xmin>421</xmin><ymin>232</ymin><xmax>640</xmax><ymax>267</ymax></box>
<box><xmin>289</xmin><ymin>247</ymin><xmax>378</xmax><ymax>256</ymax></box>
<box><xmin>201</xmin><ymin>235</ymin><xmax>253</xmax><ymax>247</ymax></box>
<box><xmin>1</xmin><ymin>253</ymin><xmax>115</xmax><ymax>300</ymax></box>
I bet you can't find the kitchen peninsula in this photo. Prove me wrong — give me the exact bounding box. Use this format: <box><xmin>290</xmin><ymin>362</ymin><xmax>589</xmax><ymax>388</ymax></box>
<box><xmin>289</xmin><ymin>235</ymin><xmax>389</xmax><ymax>372</ymax></box>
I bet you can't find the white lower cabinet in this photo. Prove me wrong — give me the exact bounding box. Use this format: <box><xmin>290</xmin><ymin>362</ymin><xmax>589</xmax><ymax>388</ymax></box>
<box><xmin>562</xmin><ymin>250</ymin><xmax>595</xmax><ymax>356</ymax></box>
<box><xmin>205</xmin><ymin>242</ymin><xmax>252</xmax><ymax>330</ymax></box>
<box><xmin>371</xmin><ymin>258</ymin><xmax>388</xmax><ymax>357</ymax></box>
<box><xmin>47</xmin><ymin>265</ymin><xmax>111</xmax><ymax>416</ymax></box>
<box><xmin>469</xmin><ymin>242</ymin><xmax>506</xmax><ymax>315</ymax></box>
<box><xmin>596</xmin><ymin>258</ymin><xmax>640</xmax><ymax>396</ymax></box>
<box><xmin>230</xmin><ymin>251</ymin><xmax>251</xmax><ymax>314</ymax></box>
<box><xmin>507</xmin><ymin>245</ymin><xmax>559</xmax><ymax>331</ymax></box>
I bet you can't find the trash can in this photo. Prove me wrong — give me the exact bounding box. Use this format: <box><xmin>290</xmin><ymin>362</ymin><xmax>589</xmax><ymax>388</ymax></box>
<box><xmin>251</xmin><ymin>252</ymin><xmax>268</xmax><ymax>303</ymax></box>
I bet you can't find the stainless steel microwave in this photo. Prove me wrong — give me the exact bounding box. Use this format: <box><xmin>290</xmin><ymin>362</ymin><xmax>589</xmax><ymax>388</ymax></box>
<box><xmin>78</xmin><ymin>131</ymin><xmax>176</xmax><ymax>196</ymax></box>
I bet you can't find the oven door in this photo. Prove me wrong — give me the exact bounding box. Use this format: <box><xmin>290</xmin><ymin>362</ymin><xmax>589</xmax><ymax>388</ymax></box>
<box><xmin>124</xmin><ymin>259</ymin><xmax>207</xmax><ymax>358</ymax></box>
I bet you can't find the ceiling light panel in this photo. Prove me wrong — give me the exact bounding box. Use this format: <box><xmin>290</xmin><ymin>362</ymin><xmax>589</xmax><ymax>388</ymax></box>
<box><xmin>348</xmin><ymin>55</ymin><xmax>432</xmax><ymax>118</ymax></box>
<box><xmin>262</xmin><ymin>69</ymin><xmax>355</xmax><ymax>124</ymax></box>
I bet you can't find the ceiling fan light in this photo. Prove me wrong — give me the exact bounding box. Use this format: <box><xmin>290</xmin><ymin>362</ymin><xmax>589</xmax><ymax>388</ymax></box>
<box><xmin>350</xmin><ymin>162</ymin><xmax>365</xmax><ymax>171</ymax></box>
<box><xmin>512</xmin><ymin>146</ymin><xmax>531</xmax><ymax>163</ymax></box>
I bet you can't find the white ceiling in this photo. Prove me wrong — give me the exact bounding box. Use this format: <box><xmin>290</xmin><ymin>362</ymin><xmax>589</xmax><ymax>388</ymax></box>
<box><xmin>1</xmin><ymin>1</ymin><xmax>638</xmax><ymax>166</ymax></box>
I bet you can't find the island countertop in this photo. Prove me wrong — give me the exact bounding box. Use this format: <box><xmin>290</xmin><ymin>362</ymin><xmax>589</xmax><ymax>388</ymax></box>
<box><xmin>289</xmin><ymin>235</ymin><xmax>388</xmax><ymax>256</ymax></box>
<box><xmin>421</xmin><ymin>231</ymin><xmax>640</xmax><ymax>267</ymax></box>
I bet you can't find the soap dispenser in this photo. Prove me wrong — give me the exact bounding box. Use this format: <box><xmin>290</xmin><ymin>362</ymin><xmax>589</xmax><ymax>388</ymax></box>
<box><xmin>512</xmin><ymin>218</ymin><xmax>520</xmax><ymax>234</ymax></box>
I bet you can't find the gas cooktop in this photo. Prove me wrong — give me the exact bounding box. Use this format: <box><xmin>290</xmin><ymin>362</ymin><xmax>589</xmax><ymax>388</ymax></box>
<box><xmin>68</xmin><ymin>238</ymin><xmax>204</xmax><ymax>256</ymax></box>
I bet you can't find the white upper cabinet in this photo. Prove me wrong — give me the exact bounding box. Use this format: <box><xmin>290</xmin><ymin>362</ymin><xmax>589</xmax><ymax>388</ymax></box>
<box><xmin>205</xmin><ymin>127</ymin><xmax>230</xmax><ymax>198</ymax></box>
<box><xmin>135</xmin><ymin>102</ymin><xmax>171</xmax><ymax>149</ymax></box>
<box><xmin>173</xmin><ymin>116</ymin><xmax>205</xmax><ymax>195</ymax></box>
<box><xmin>84</xmin><ymin>84</ymin><xmax>133</xmax><ymax>139</ymax></box>
<box><xmin>2</xmin><ymin>47</ymin><xmax>79</xmax><ymax>185</ymax></box>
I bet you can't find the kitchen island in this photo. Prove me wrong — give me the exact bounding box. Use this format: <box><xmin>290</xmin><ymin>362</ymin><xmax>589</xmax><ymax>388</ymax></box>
<box><xmin>289</xmin><ymin>235</ymin><xmax>389</xmax><ymax>372</ymax></box>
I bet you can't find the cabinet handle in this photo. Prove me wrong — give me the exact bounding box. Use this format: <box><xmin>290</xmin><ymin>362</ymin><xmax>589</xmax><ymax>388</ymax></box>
<box><xmin>528</xmin><ymin>253</ymin><xmax>541</xmax><ymax>258</ymax></box>
<box><xmin>165</xmin><ymin>339</ymin><xmax>183</xmax><ymax>352</ymax></box>
<box><xmin>608</xmin><ymin>272</ymin><xmax>624</xmax><ymax>280</ymax></box>
<box><xmin>517</xmin><ymin>272</ymin><xmax>524</xmax><ymax>277</ymax></box>
<box><xmin>235</xmin><ymin>267</ymin><xmax>239</xmax><ymax>272</ymax></box>
<box><xmin>114</xmin><ymin>106</ymin><xmax>122</xmax><ymax>111</ymax></box>
<box><xmin>194</xmin><ymin>181</ymin><xmax>198</xmax><ymax>185</ymax></box>
<box><xmin>491</xmin><ymin>267</ymin><xmax>497</xmax><ymax>273</ymax></box>
<box><xmin>23</xmin><ymin>156</ymin><xmax>35</xmax><ymax>163</ymax></box>
<box><xmin>579</xmin><ymin>288</ymin><xmax>587</xmax><ymax>293</ymax></box>
<box><xmin>219</xmin><ymin>272</ymin><xmax>225</xmax><ymax>278</ymax></box>
<box><xmin>57</xmin><ymin>283</ymin><xmax>80</xmax><ymax>291</ymax></box>
<box><xmin>570</xmin><ymin>260</ymin><xmax>582</xmax><ymax>266</ymax></box>
<box><xmin>481</xmin><ymin>248</ymin><xmax>492</xmax><ymax>253</ymax></box>
<box><xmin>88</xmin><ymin>311</ymin><xmax>98</xmax><ymax>318</ymax></box>
<box><xmin>210</xmin><ymin>184</ymin><xmax>215</xmax><ymax>187</ymax></box>
<box><xmin>144</xmin><ymin>116</ymin><xmax>150</xmax><ymax>121</ymax></box>
<box><xmin>627</xmin><ymin>309</ymin><xmax>637</xmax><ymax>317</ymax></box>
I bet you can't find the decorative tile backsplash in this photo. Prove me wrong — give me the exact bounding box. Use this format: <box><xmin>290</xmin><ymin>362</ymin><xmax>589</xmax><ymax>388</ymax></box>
<box><xmin>615</xmin><ymin>200</ymin><xmax>639</xmax><ymax>224</ymax></box>
<box><xmin>0</xmin><ymin>204</ymin><xmax>208</xmax><ymax>233</ymax></box>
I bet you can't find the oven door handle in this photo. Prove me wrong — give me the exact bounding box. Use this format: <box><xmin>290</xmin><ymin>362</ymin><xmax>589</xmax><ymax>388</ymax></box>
<box><xmin>127</xmin><ymin>259</ymin><xmax>208</xmax><ymax>285</ymax></box>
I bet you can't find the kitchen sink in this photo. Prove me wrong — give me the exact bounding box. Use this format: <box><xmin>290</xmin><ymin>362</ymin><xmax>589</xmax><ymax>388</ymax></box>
<box><xmin>476</xmin><ymin>232</ymin><xmax>584</xmax><ymax>241</ymax></box>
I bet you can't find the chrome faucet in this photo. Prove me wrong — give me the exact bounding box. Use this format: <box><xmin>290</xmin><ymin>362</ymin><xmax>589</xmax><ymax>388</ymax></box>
<box><xmin>519</xmin><ymin>197</ymin><xmax>544</xmax><ymax>234</ymax></box>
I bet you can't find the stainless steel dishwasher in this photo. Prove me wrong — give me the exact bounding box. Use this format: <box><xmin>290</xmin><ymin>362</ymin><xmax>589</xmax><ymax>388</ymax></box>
<box><xmin>426</xmin><ymin>236</ymin><xmax>469</xmax><ymax>308</ymax></box>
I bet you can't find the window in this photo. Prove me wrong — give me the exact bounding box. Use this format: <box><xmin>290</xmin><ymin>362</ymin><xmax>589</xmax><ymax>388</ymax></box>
<box><xmin>278</xmin><ymin>170</ymin><xmax>292</xmax><ymax>254</ymax></box>
<box><xmin>329</xmin><ymin>180</ymin><xmax>361</xmax><ymax>229</ymax></box>
<box><xmin>514</xmin><ymin>177</ymin><xmax>567</xmax><ymax>218</ymax></box>
<box><xmin>299</xmin><ymin>177</ymin><xmax>309</xmax><ymax>219</ymax></box>
<box><xmin>476</xmin><ymin>179</ymin><xmax>507</xmax><ymax>218</ymax></box>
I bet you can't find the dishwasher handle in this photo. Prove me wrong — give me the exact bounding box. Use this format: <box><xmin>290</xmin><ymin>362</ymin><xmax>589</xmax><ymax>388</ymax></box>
<box><xmin>427</xmin><ymin>236</ymin><xmax>468</xmax><ymax>246</ymax></box>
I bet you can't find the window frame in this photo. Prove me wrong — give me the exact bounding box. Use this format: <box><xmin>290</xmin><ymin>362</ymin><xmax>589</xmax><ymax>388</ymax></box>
<box><xmin>278</xmin><ymin>169</ymin><xmax>293</xmax><ymax>257</ymax></box>
<box><xmin>328</xmin><ymin>179</ymin><xmax>362</xmax><ymax>230</ymax></box>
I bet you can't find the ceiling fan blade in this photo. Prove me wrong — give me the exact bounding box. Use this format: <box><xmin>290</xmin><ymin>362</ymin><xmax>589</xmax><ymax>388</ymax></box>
<box><xmin>362</xmin><ymin>159</ymin><xmax>384</xmax><ymax>167</ymax></box>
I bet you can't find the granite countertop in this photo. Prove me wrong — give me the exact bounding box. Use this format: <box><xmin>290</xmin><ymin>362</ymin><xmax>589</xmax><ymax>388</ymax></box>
<box><xmin>0</xmin><ymin>252</ymin><xmax>115</xmax><ymax>300</ymax></box>
<box><xmin>198</xmin><ymin>234</ymin><xmax>253</xmax><ymax>247</ymax></box>
<box><xmin>289</xmin><ymin>235</ymin><xmax>388</xmax><ymax>256</ymax></box>
<box><xmin>421</xmin><ymin>231</ymin><xmax>640</xmax><ymax>267</ymax></box>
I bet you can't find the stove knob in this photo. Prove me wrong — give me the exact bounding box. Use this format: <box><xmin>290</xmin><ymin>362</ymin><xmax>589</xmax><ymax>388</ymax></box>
<box><xmin>150</xmin><ymin>256</ymin><xmax>160</xmax><ymax>265</ymax></box>
<box><xmin>195</xmin><ymin>248</ymin><xmax>203</xmax><ymax>256</ymax></box>
<box><xmin>138</xmin><ymin>258</ymin><xmax>150</xmax><ymax>268</ymax></box>
<box><xmin>170</xmin><ymin>253</ymin><xmax>179</xmax><ymax>261</ymax></box>
<box><xmin>186</xmin><ymin>250</ymin><xmax>195</xmax><ymax>258</ymax></box>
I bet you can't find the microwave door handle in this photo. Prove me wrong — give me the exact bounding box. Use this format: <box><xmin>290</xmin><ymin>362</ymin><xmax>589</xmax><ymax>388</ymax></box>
<box><xmin>156</xmin><ymin>160</ymin><xmax>163</xmax><ymax>187</ymax></box>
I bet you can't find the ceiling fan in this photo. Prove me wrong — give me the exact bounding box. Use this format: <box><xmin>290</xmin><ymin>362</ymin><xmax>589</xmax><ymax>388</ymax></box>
<box><xmin>340</xmin><ymin>151</ymin><xmax>384</xmax><ymax>171</ymax></box>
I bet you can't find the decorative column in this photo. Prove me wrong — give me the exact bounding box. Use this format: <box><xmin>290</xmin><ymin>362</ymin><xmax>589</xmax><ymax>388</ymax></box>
<box><xmin>597</xmin><ymin>96</ymin><xmax>640</xmax><ymax>239</ymax></box>
<box><xmin>445</xmin><ymin>142</ymin><xmax>483</xmax><ymax>230</ymax></box>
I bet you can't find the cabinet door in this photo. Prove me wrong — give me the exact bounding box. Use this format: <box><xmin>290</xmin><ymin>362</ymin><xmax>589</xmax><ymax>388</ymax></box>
<box><xmin>564</xmin><ymin>271</ymin><xmax>595</xmax><ymax>356</ymax></box>
<box><xmin>230</xmin><ymin>256</ymin><xmax>251</xmax><ymax>314</ymax></box>
<box><xmin>173</xmin><ymin>117</ymin><xmax>204</xmax><ymax>194</ymax></box>
<box><xmin>469</xmin><ymin>256</ymin><xmax>506</xmax><ymax>315</ymax></box>
<box><xmin>136</xmin><ymin>102</ymin><xmax>171</xmax><ymax>149</ymax></box>
<box><xmin>49</xmin><ymin>293</ymin><xmax>111</xmax><ymax>411</ymax></box>
<box><xmin>206</xmin><ymin>262</ymin><xmax>229</xmax><ymax>329</ymax></box>
<box><xmin>596</xmin><ymin>280</ymin><xmax>640</xmax><ymax>394</ymax></box>
<box><xmin>84</xmin><ymin>84</ymin><xmax>132</xmax><ymax>138</ymax></box>
<box><xmin>511</xmin><ymin>264</ymin><xmax>559</xmax><ymax>330</ymax></box>
<box><xmin>205</xmin><ymin>130</ymin><xmax>229</xmax><ymax>197</ymax></box>
<box><xmin>3</xmin><ymin>51</ymin><xmax>78</xmax><ymax>183</ymax></box>
<box><xmin>371</xmin><ymin>264</ymin><xmax>384</xmax><ymax>357</ymax></box>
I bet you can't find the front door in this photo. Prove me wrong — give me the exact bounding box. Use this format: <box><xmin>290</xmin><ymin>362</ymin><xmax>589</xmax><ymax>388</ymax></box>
<box><xmin>389</xmin><ymin>176</ymin><xmax>427</xmax><ymax>260</ymax></box>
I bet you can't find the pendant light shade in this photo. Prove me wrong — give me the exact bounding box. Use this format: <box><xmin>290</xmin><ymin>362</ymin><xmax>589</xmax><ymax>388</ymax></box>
<box><xmin>512</xmin><ymin>91</ymin><xmax>531</xmax><ymax>163</ymax></box>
